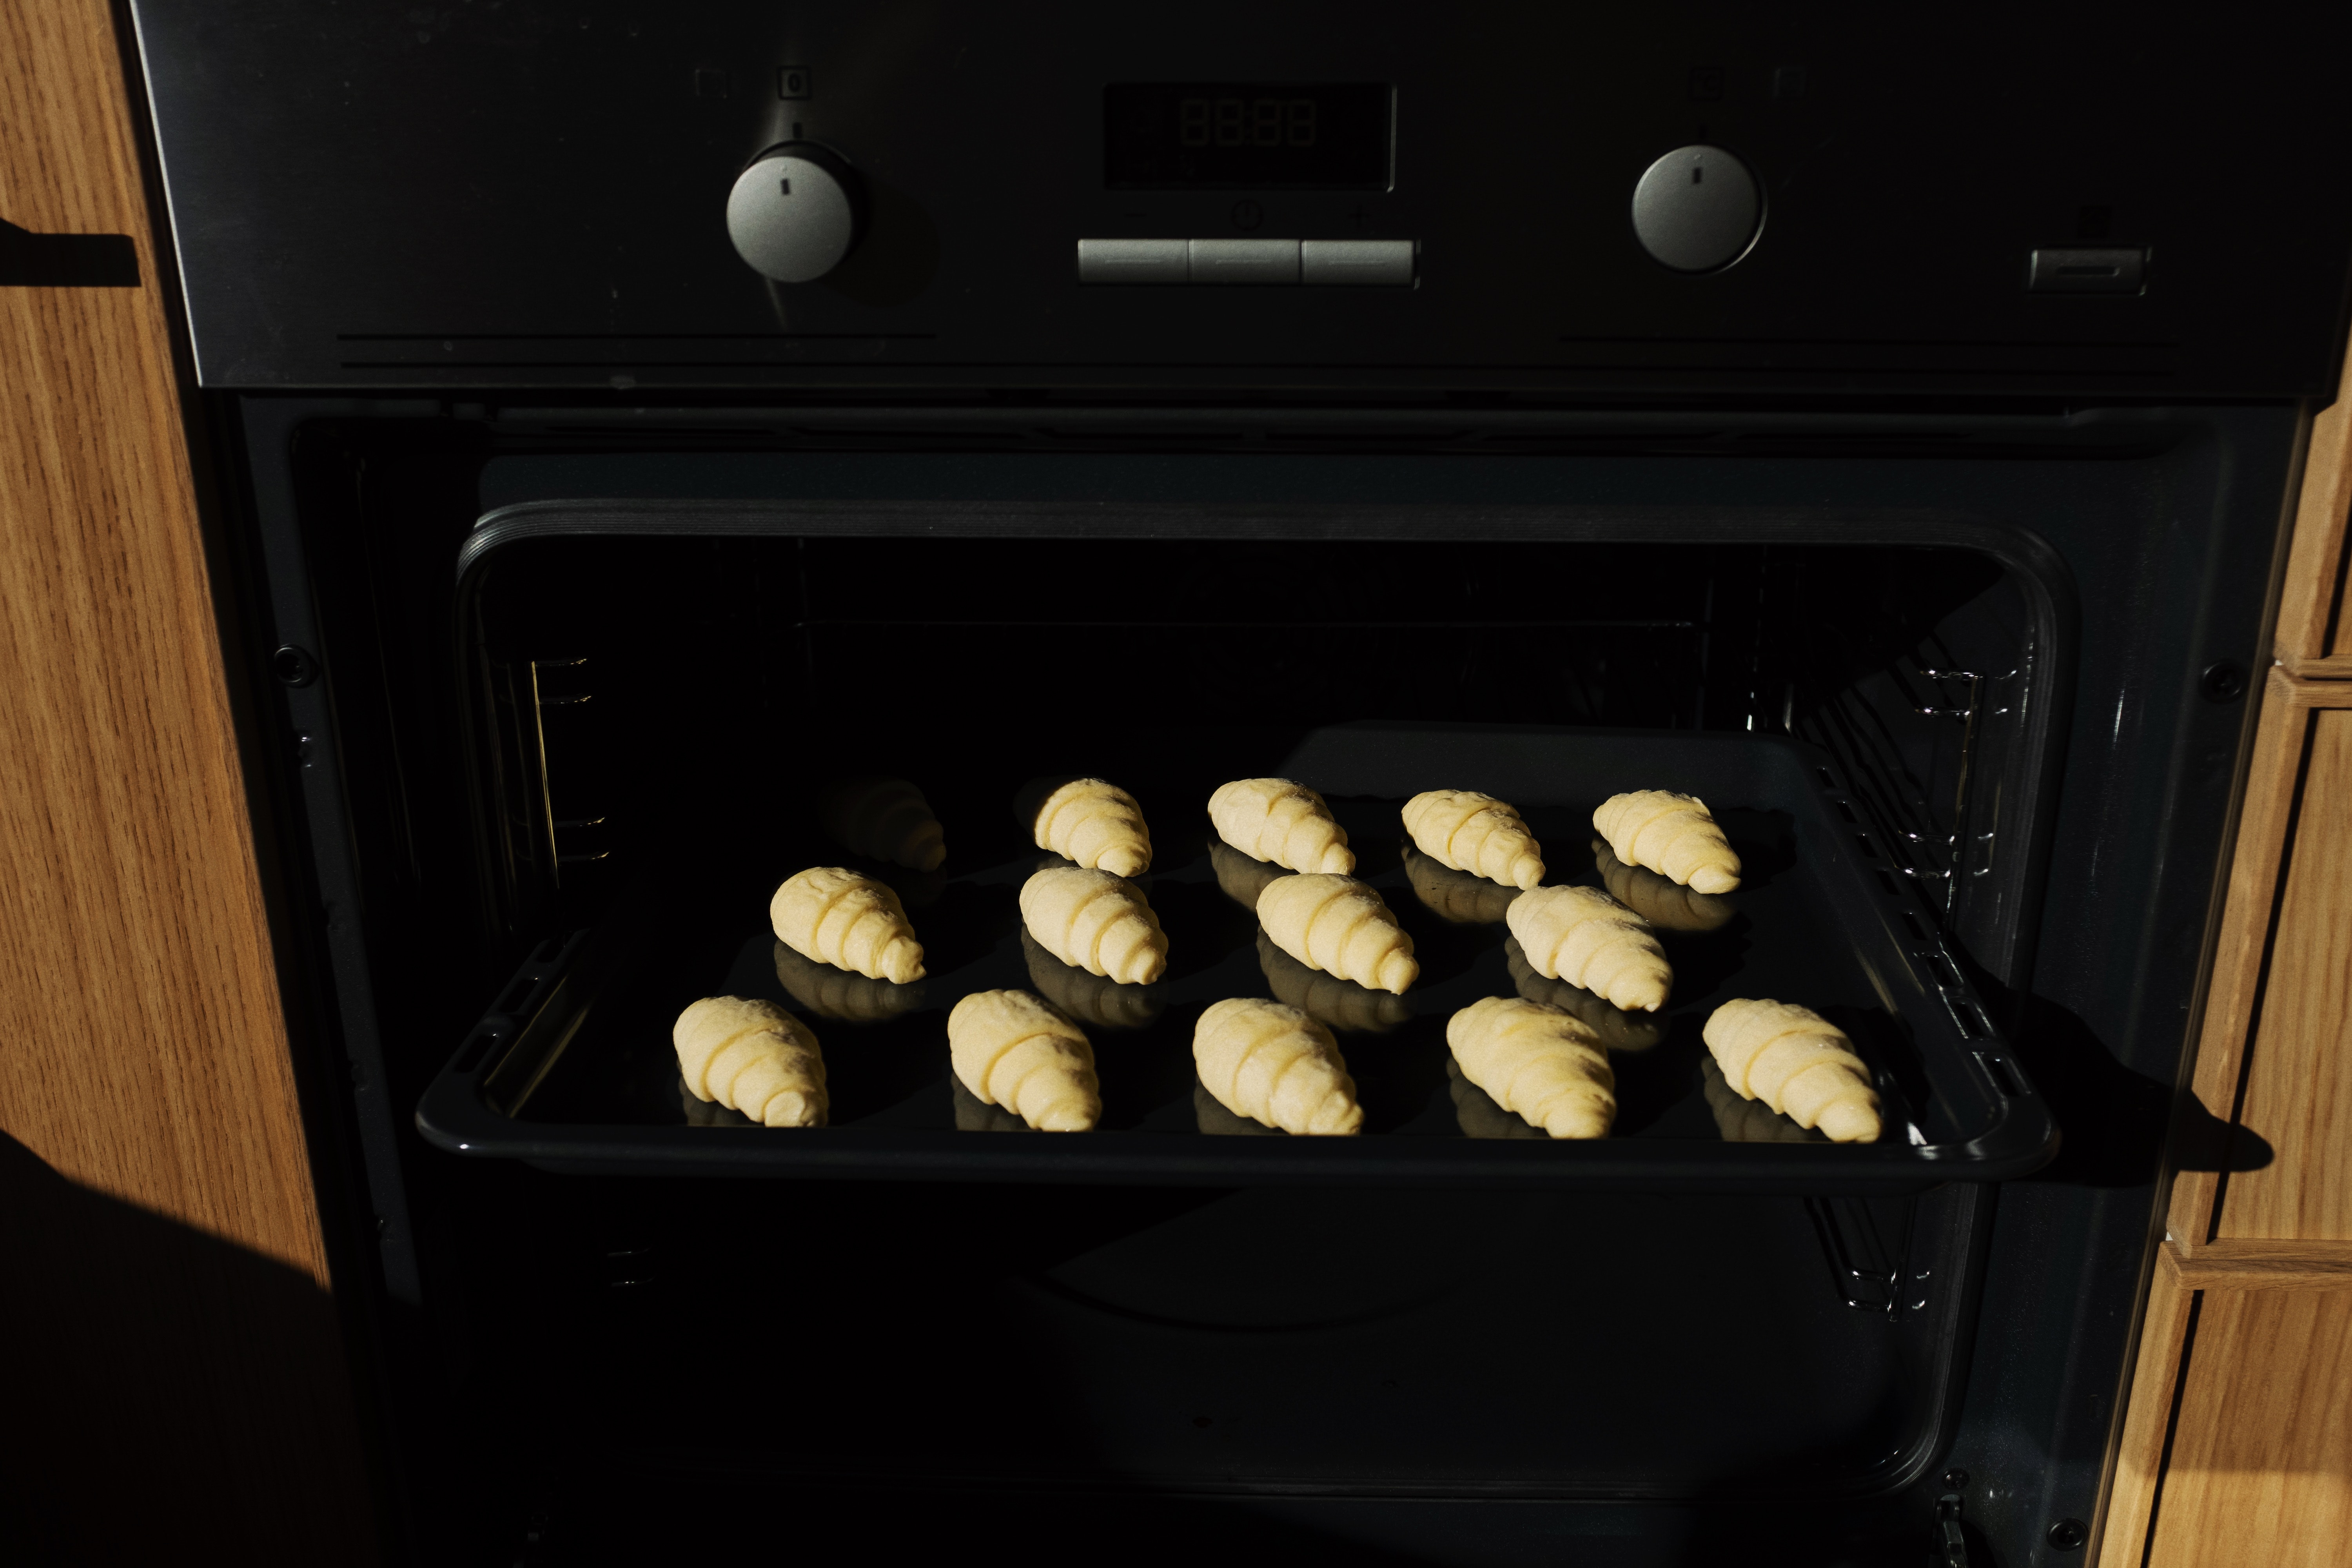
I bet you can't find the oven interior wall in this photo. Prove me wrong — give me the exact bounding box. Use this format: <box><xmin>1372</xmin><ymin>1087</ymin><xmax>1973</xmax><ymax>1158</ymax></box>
<box><xmin>243</xmin><ymin>405</ymin><xmax>2287</xmax><ymax>1563</ymax></box>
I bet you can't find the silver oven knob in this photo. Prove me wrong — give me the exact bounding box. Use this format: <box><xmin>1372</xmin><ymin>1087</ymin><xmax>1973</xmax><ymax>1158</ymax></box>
<box><xmin>726</xmin><ymin>144</ymin><xmax>859</xmax><ymax>283</ymax></box>
<box><xmin>1631</xmin><ymin>145</ymin><xmax>1762</xmax><ymax>273</ymax></box>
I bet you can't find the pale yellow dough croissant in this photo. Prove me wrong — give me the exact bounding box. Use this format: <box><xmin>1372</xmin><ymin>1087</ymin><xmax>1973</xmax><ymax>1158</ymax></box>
<box><xmin>1504</xmin><ymin>885</ymin><xmax>1672</xmax><ymax>1013</ymax></box>
<box><xmin>673</xmin><ymin>996</ymin><xmax>828</xmax><ymax>1128</ymax></box>
<box><xmin>773</xmin><ymin>940</ymin><xmax>927</xmax><ymax>1023</ymax></box>
<box><xmin>1402</xmin><ymin>790</ymin><xmax>1546</xmax><ymax>889</ymax></box>
<box><xmin>1192</xmin><ymin>997</ymin><xmax>1363</xmax><ymax>1135</ymax></box>
<box><xmin>1194</xmin><ymin>1077</ymin><xmax>1282</xmax><ymax>1136</ymax></box>
<box><xmin>1702</xmin><ymin>998</ymin><xmax>1882</xmax><ymax>1143</ymax></box>
<box><xmin>821</xmin><ymin>777</ymin><xmax>946</xmax><ymax>871</ymax></box>
<box><xmin>1503</xmin><ymin>936</ymin><xmax>1664</xmax><ymax>1052</ymax></box>
<box><xmin>1209</xmin><ymin>778</ymin><xmax>1355</xmax><ymax>875</ymax></box>
<box><xmin>1256</xmin><ymin>930</ymin><xmax>1410</xmax><ymax>1034</ymax></box>
<box><xmin>947</xmin><ymin>990</ymin><xmax>1100</xmax><ymax>1132</ymax></box>
<box><xmin>1032</xmin><ymin>778</ymin><xmax>1152</xmax><ymax>877</ymax></box>
<box><xmin>1019</xmin><ymin>866</ymin><xmax>1168</xmax><ymax>985</ymax></box>
<box><xmin>1210</xmin><ymin>839</ymin><xmax>1287</xmax><ymax>911</ymax></box>
<box><xmin>1255</xmin><ymin>873</ymin><xmax>1419</xmax><ymax>995</ymax></box>
<box><xmin>1700</xmin><ymin>1057</ymin><xmax>1824</xmax><ymax>1144</ymax></box>
<box><xmin>1446</xmin><ymin>995</ymin><xmax>1616</xmax><ymax>1140</ymax></box>
<box><xmin>1403</xmin><ymin>844</ymin><xmax>1522</xmax><ymax>925</ymax></box>
<box><xmin>679</xmin><ymin>1078</ymin><xmax>754</xmax><ymax>1127</ymax></box>
<box><xmin>771</xmin><ymin>867</ymin><xmax>926</xmax><ymax>983</ymax></box>
<box><xmin>951</xmin><ymin>1073</ymin><xmax>1031</xmax><ymax>1133</ymax></box>
<box><xmin>1593</xmin><ymin>840</ymin><xmax>1735</xmax><ymax>932</ymax></box>
<box><xmin>1593</xmin><ymin>790</ymin><xmax>1740</xmax><ymax>894</ymax></box>
<box><xmin>1447</xmin><ymin>1058</ymin><xmax>1546</xmax><ymax>1140</ymax></box>
<box><xmin>1021</xmin><ymin>929</ymin><xmax>1162</xmax><ymax>1031</ymax></box>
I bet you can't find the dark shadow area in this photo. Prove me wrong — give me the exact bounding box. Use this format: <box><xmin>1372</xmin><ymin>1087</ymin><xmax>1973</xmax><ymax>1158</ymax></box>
<box><xmin>0</xmin><ymin>1131</ymin><xmax>376</xmax><ymax>1564</ymax></box>
<box><xmin>0</xmin><ymin>217</ymin><xmax>140</xmax><ymax>286</ymax></box>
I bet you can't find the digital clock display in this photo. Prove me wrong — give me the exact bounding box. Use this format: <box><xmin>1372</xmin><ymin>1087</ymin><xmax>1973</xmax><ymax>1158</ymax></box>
<box><xmin>1104</xmin><ymin>83</ymin><xmax>1392</xmax><ymax>189</ymax></box>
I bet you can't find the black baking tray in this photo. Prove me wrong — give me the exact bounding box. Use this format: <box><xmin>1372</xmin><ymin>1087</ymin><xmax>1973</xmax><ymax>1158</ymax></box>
<box><xmin>416</xmin><ymin>724</ymin><xmax>2056</xmax><ymax>1192</ymax></box>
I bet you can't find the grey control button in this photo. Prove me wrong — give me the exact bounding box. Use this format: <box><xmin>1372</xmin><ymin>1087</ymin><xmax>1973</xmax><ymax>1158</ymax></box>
<box><xmin>1630</xmin><ymin>145</ymin><xmax>1762</xmax><ymax>273</ymax></box>
<box><xmin>1301</xmin><ymin>239</ymin><xmax>1414</xmax><ymax>286</ymax></box>
<box><xmin>2029</xmin><ymin>247</ymin><xmax>2146</xmax><ymax>294</ymax></box>
<box><xmin>1189</xmin><ymin>238</ymin><xmax>1300</xmax><ymax>285</ymax></box>
<box><xmin>727</xmin><ymin>150</ymin><xmax>855</xmax><ymax>283</ymax></box>
<box><xmin>1077</xmin><ymin>238</ymin><xmax>1189</xmax><ymax>285</ymax></box>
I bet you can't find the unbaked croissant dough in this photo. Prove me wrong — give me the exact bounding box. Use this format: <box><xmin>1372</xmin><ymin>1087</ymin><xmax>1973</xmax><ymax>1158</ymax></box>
<box><xmin>821</xmin><ymin>777</ymin><xmax>946</xmax><ymax>871</ymax></box>
<box><xmin>1019</xmin><ymin>866</ymin><xmax>1169</xmax><ymax>985</ymax></box>
<box><xmin>771</xmin><ymin>866</ymin><xmax>926</xmax><ymax>983</ymax></box>
<box><xmin>1210</xmin><ymin>839</ymin><xmax>1288</xmax><ymax>911</ymax></box>
<box><xmin>1209</xmin><ymin>778</ymin><xmax>1356</xmax><ymax>875</ymax></box>
<box><xmin>1593</xmin><ymin>790</ymin><xmax>1740</xmax><ymax>894</ymax></box>
<box><xmin>1447</xmin><ymin>1057</ymin><xmax>1546</xmax><ymax>1140</ymax></box>
<box><xmin>947</xmin><ymin>989</ymin><xmax>1101</xmax><ymax>1132</ymax></box>
<box><xmin>1255</xmin><ymin>873</ymin><xmax>1419</xmax><ymax>995</ymax></box>
<box><xmin>1593</xmin><ymin>840</ymin><xmax>1735</xmax><ymax>932</ymax></box>
<box><xmin>1700</xmin><ymin>1057</ymin><xmax>1824</xmax><ymax>1144</ymax></box>
<box><xmin>1402</xmin><ymin>790</ymin><xmax>1546</xmax><ymax>889</ymax></box>
<box><xmin>1021</xmin><ymin>929</ymin><xmax>1162</xmax><ymax>1031</ymax></box>
<box><xmin>1403</xmin><ymin>844</ymin><xmax>1522</xmax><ymax>925</ymax></box>
<box><xmin>1503</xmin><ymin>885</ymin><xmax>1672</xmax><ymax>1013</ymax></box>
<box><xmin>773</xmin><ymin>940</ymin><xmax>927</xmax><ymax>1023</ymax></box>
<box><xmin>1031</xmin><ymin>777</ymin><xmax>1152</xmax><ymax>877</ymax></box>
<box><xmin>1446</xmin><ymin>995</ymin><xmax>1616</xmax><ymax>1140</ymax></box>
<box><xmin>951</xmin><ymin>1072</ymin><xmax>1031</xmax><ymax>1133</ymax></box>
<box><xmin>1192</xmin><ymin>997</ymin><xmax>1363</xmax><ymax>1135</ymax></box>
<box><xmin>1702</xmin><ymin>998</ymin><xmax>1882</xmax><ymax>1143</ymax></box>
<box><xmin>1256</xmin><ymin>930</ymin><xmax>1410</xmax><ymax>1034</ymax></box>
<box><xmin>1194</xmin><ymin>1077</ymin><xmax>1282</xmax><ymax>1136</ymax></box>
<box><xmin>673</xmin><ymin>996</ymin><xmax>828</xmax><ymax>1128</ymax></box>
<box><xmin>1503</xmin><ymin>936</ymin><xmax>1664</xmax><ymax>1052</ymax></box>
<box><xmin>679</xmin><ymin>1077</ymin><xmax>754</xmax><ymax>1128</ymax></box>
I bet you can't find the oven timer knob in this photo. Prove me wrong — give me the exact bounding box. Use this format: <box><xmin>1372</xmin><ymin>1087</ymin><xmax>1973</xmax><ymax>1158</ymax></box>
<box><xmin>726</xmin><ymin>143</ymin><xmax>860</xmax><ymax>283</ymax></box>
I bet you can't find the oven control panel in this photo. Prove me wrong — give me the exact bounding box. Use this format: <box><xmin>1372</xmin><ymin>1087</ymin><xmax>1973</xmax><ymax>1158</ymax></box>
<box><xmin>130</xmin><ymin>1</ymin><xmax>2352</xmax><ymax>397</ymax></box>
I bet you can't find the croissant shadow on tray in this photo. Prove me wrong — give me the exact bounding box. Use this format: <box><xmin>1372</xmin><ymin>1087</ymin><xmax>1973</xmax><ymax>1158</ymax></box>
<box><xmin>1445</xmin><ymin>1058</ymin><xmax>1549</xmax><ymax>1141</ymax></box>
<box><xmin>950</xmin><ymin>1073</ymin><xmax>1032</xmax><ymax>1133</ymax></box>
<box><xmin>773</xmin><ymin>940</ymin><xmax>930</xmax><ymax>1024</ymax></box>
<box><xmin>678</xmin><ymin>1075</ymin><xmax>758</xmax><ymax>1128</ymax></box>
<box><xmin>1592</xmin><ymin>840</ymin><xmax>1737</xmax><ymax>932</ymax></box>
<box><xmin>1021</xmin><ymin>929</ymin><xmax>1164</xmax><ymax>1031</ymax></box>
<box><xmin>1192</xmin><ymin>1076</ymin><xmax>1284</xmax><ymax>1136</ymax></box>
<box><xmin>1700</xmin><ymin>1057</ymin><xmax>1828</xmax><ymax>1144</ymax></box>
<box><xmin>1400</xmin><ymin>842</ymin><xmax>1522</xmax><ymax>926</ymax></box>
<box><xmin>1255</xmin><ymin>930</ymin><xmax>1410</xmax><ymax>1035</ymax></box>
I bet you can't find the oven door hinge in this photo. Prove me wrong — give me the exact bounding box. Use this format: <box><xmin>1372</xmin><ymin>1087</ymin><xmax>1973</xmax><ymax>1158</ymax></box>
<box><xmin>1935</xmin><ymin>1493</ymin><xmax>1970</xmax><ymax>1566</ymax></box>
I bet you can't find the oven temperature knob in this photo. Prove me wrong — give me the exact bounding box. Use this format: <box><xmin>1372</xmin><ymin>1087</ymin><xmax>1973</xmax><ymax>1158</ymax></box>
<box><xmin>726</xmin><ymin>144</ymin><xmax>859</xmax><ymax>283</ymax></box>
<box><xmin>1631</xmin><ymin>145</ymin><xmax>1762</xmax><ymax>273</ymax></box>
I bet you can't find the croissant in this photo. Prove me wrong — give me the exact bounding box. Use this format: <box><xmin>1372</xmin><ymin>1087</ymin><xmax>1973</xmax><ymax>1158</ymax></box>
<box><xmin>1210</xmin><ymin>839</ymin><xmax>1288</xmax><ymax>911</ymax></box>
<box><xmin>773</xmin><ymin>940</ymin><xmax>927</xmax><ymax>1023</ymax></box>
<box><xmin>947</xmin><ymin>990</ymin><xmax>1101</xmax><ymax>1132</ymax></box>
<box><xmin>1700</xmin><ymin>1056</ymin><xmax>1824</xmax><ymax>1144</ymax></box>
<box><xmin>1401</xmin><ymin>790</ymin><xmax>1546</xmax><ymax>889</ymax></box>
<box><xmin>1031</xmin><ymin>777</ymin><xmax>1152</xmax><ymax>877</ymax></box>
<box><xmin>950</xmin><ymin>1072</ymin><xmax>1031</xmax><ymax>1133</ymax></box>
<box><xmin>1194</xmin><ymin>1077</ymin><xmax>1282</xmax><ymax>1136</ymax></box>
<box><xmin>1503</xmin><ymin>936</ymin><xmax>1664</xmax><ymax>1052</ymax></box>
<box><xmin>1021</xmin><ymin>929</ymin><xmax>1162</xmax><ymax>1031</ymax></box>
<box><xmin>1702</xmin><ymin>999</ymin><xmax>1882</xmax><ymax>1143</ymax></box>
<box><xmin>1019</xmin><ymin>866</ymin><xmax>1169</xmax><ymax>985</ymax></box>
<box><xmin>771</xmin><ymin>866</ymin><xmax>926</xmax><ymax>983</ymax></box>
<box><xmin>1209</xmin><ymin>778</ymin><xmax>1355</xmax><ymax>875</ymax></box>
<box><xmin>1447</xmin><ymin>1057</ymin><xmax>1546</xmax><ymax>1140</ymax></box>
<box><xmin>821</xmin><ymin>777</ymin><xmax>946</xmax><ymax>871</ymax></box>
<box><xmin>1403</xmin><ymin>844</ymin><xmax>1522</xmax><ymax>925</ymax></box>
<box><xmin>1446</xmin><ymin>996</ymin><xmax>1615</xmax><ymax>1140</ymax></box>
<box><xmin>1192</xmin><ymin>997</ymin><xmax>1363</xmax><ymax>1135</ymax></box>
<box><xmin>1256</xmin><ymin>930</ymin><xmax>1410</xmax><ymax>1034</ymax></box>
<box><xmin>1503</xmin><ymin>885</ymin><xmax>1671</xmax><ymax>1013</ymax></box>
<box><xmin>679</xmin><ymin>1077</ymin><xmax>753</xmax><ymax>1128</ymax></box>
<box><xmin>1593</xmin><ymin>840</ymin><xmax>1735</xmax><ymax>932</ymax></box>
<box><xmin>1255</xmin><ymin>873</ymin><xmax>1419</xmax><ymax>995</ymax></box>
<box><xmin>673</xmin><ymin>996</ymin><xmax>828</xmax><ymax>1128</ymax></box>
<box><xmin>1593</xmin><ymin>790</ymin><xmax>1740</xmax><ymax>894</ymax></box>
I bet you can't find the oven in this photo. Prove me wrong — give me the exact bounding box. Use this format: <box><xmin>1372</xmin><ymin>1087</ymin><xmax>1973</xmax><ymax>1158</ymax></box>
<box><xmin>127</xmin><ymin>5</ymin><xmax>2352</xmax><ymax>1564</ymax></box>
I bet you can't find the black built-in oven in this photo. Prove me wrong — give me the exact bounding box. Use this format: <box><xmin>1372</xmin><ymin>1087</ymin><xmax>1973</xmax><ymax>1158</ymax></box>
<box><xmin>131</xmin><ymin>5</ymin><xmax>2352</xmax><ymax>1564</ymax></box>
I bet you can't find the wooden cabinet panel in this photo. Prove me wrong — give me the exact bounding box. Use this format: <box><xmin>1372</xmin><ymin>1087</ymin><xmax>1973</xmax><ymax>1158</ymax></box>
<box><xmin>2218</xmin><ymin>708</ymin><xmax>2352</xmax><ymax>1239</ymax></box>
<box><xmin>2143</xmin><ymin>1289</ymin><xmax>2352</xmax><ymax>1568</ymax></box>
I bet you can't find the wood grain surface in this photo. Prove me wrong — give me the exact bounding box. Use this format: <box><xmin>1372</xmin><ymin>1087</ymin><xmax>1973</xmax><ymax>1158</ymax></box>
<box><xmin>2169</xmin><ymin>1239</ymin><xmax>2352</xmax><ymax>1291</ymax></box>
<box><xmin>2276</xmin><ymin>347</ymin><xmax>2352</xmax><ymax>676</ymax></box>
<box><xmin>2098</xmin><ymin>1244</ymin><xmax>2194</xmax><ymax>1568</ymax></box>
<box><xmin>2143</xmin><ymin>1289</ymin><xmax>2352</xmax><ymax>1568</ymax></box>
<box><xmin>0</xmin><ymin>1</ymin><xmax>378</xmax><ymax>1559</ymax></box>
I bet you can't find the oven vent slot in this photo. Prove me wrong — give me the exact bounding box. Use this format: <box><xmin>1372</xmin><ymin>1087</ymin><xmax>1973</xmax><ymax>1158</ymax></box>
<box><xmin>1975</xmin><ymin>1052</ymin><xmax>2025</xmax><ymax>1100</ymax></box>
<box><xmin>1915</xmin><ymin>947</ymin><xmax>1995</xmax><ymax>1040</ymax></box>
<box><xmin>1803</xmin><ymin>1196</ymin><xmax>1925</xmax><ymax>1320</ymax></box>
